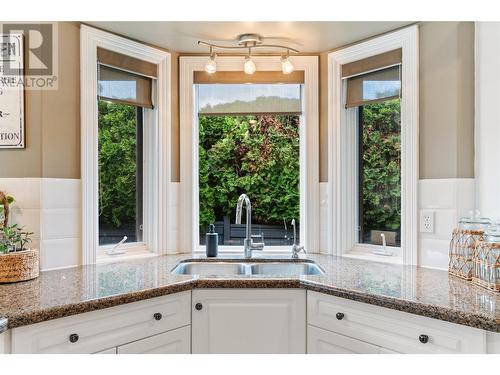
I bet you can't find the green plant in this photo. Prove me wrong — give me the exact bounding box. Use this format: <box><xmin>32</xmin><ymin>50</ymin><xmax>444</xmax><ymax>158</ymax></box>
<box><xmin>361</xmin><ymin>99</ymin><xmax>401</xmax><ymax>232</ymax></box>
<box><xmin>198</xmin><ymin>114</ymin><xmax>300</xmax><ymax>230</ymax></box>
<box><xmin>0</xmin><ymin>224</ymin><xmax>34</xmax><ymax>254</ymax></box>
<box><xmin>98</xmin><ymin>101</ymin><xmax>138</xmax><ymax>228</ymax></box>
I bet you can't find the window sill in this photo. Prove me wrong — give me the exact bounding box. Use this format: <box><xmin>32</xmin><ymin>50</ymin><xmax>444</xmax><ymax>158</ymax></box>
<box><xmin>342</xmin><ymin>250</ymin><xmax>403</xmax><ymax>265</ymax></box>
<box><xmin>97</xmin><ymin>248</ymin><xmax>158</xmax><ymax>264</ymax></box>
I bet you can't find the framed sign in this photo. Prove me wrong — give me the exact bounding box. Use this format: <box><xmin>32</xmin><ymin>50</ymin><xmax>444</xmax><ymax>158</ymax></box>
<box><xmin>0</xmin><ymin>33</ymin><xmax>25</xmax><ymax>148</ymax></box>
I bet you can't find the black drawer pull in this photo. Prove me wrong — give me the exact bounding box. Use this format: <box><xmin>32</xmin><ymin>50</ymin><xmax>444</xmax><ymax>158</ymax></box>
<box><xmin>336</xmin><ymin>312</ymin><xmax>345</xmax><ymax>320</ymax></box>
<box><xmin>69</xmin><ymin>333</ymin><xmax>79</xmax><ymax>343</ymax></box>
<box><xmin>153</xmin><ymin>312</ymin><xmax>162</xmax><ymax>321</ymax></box>
<box><xmin>419</xmin><ymin>334</ymin><xmax>429</xmax><ymax>344</ymax></box>
<box><xmin>195</xmin><ymin>303</ymin><xmax>203</xmax><ymax>311</ymax></box>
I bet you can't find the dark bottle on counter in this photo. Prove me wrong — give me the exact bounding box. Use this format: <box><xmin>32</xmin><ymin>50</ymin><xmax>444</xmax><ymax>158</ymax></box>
<box><xmin>205</xmin><ymin>224</ymin><xmax>218</xmax><ymax>257</ymax></box>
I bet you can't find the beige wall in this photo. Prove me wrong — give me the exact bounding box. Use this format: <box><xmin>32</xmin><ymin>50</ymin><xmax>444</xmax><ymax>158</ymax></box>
<box><xmin>419</xmin><ymin>22</ymin><xmax>474</xmax><ymax>179</ymax></box>
<box><xmin>0</xmin><ymin>22</ymin><xmax>81</xmax><ymax>179</ymax></box>
<box><xmin>0</xmin><ymin>22</ymin><xmax>474</xmax><ymax>182</ymax></box>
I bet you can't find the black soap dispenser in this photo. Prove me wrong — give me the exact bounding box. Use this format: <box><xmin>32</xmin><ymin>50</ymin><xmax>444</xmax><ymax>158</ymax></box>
<box><xmin>205</xmin><ymin>224</ymin><xmax>218</xmax><ymax>257</ymax></box>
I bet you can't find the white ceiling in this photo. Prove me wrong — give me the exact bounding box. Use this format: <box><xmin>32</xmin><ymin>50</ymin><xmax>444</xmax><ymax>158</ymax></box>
<box><xmin>87</xmin><ymin>21</ymin><xmax>413</xmax><ymax>53</ymax></box>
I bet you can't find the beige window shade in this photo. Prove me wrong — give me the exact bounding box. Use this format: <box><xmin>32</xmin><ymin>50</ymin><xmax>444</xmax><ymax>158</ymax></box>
<box><xmin>194</xmin><ymin>71</ymin><xmax>304</xmax><ymax>84</ymax></box>
<box><xmin>341</xmin><ymin>48</ymin><xmax>402</xmax><ymax>79</ymax></box>
<box><xmin>197</xmin><ymin>84</ymin><xmax>302</xmax><ymax>115</ymax></box>
<box><xmin>97</xmin><ymin>47</ymin><xmax>158</xmax><ymax>78</ymax></box>
<box><xmin>98</xmin><ymin>65</ymin><xmax>153</xmax><ymax>108</ymax></box>
<box><xmin>345</xmin><ymin>65</ymin><xmax>401</xmax><ymax>108</ymax></box>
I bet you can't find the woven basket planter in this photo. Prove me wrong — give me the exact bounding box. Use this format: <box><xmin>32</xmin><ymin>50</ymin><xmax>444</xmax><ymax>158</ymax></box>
<box><xmin>0</xmin><ymin>248</ymin><xmax>39</xmax><ymax>283</ymax></box>
<box><xmin>449</xmin><ymin>229</ymin><xmax>484</xmax><ymax>280</ymax></box>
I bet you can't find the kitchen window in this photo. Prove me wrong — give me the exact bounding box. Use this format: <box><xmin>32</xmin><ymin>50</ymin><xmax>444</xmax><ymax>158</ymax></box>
<box><xmin>81</xmin><ymin>26</ymin><xmax>172</xmax><ymax>264</ymax></box>
<box><xmin>328</xmin><ymin>26</ymin><xmax>418</xmax><ymax>264</ymax></box>
<box><xmin>179</xmin><ymin>56</ymin><xmax>319</xmax><ymax>253</ymax></box>
<box><xmin>196</xmin><ymin>84</ymin><xmax>302</xmax><ymax>248</ymax></box>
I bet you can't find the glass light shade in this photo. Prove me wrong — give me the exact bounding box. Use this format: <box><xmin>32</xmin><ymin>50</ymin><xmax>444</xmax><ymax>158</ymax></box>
<box><xmin>281</xmin><ymin>56</ymin><xmax>294</xmax><ymax>74</ymax></box>
<box><xmin>244</xmin><ymin>57</ymin><xmax>256</xmax><ymax>74</ymax></box>
<box><xmin>205</xmin><ymin>56</ymin><xmax>217</xmax><ymax>74</ymax></box>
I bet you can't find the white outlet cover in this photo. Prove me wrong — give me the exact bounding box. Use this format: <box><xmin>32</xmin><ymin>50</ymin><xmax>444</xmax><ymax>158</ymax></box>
<box><xmin>420</xmin><ymin>210</ymin><xmax>435</xmax><ymax>233</ymax></box>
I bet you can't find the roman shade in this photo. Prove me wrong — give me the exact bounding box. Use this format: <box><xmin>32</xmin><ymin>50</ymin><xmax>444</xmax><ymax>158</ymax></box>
<box><xmin>197</xmin><ymin>83</ymin><xmax>302</xmax><ymax>115</ymax></box>
<box><xmin>97</xmin><ymin>47</ymin><xmax>157</xmax><ymax>108</ymax></box>
<box><xmin>194</xmin><ymin>71</ymin><xmax>304</xmax><ymax>84</ymax></box>
<box><xmin>343</xmin><ymin>49</ymin><xmax>402</xmax><ymax>108</ymax></box>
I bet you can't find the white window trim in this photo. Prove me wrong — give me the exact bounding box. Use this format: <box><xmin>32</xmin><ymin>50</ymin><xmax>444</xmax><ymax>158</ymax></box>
<box><xmin>328</xmin><ymin>25</ymin><xmax>419</xmax><ymax>265</ymax></box>
<box><xmin>179</xmin><ymin>56</ymin><xmax>319</xmax><ymax>253</ymax></box>
<box><xmin>80</xmin><ymin>25</ymin><xmax>172</xmax><ymax>264</ymax></box>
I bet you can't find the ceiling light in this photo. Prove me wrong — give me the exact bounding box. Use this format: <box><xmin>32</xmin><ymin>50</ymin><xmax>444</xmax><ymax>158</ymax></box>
<box><xmin>244</xmin><ymin>55</ymin><xmax>256</xmax><ymax>75</ymax></box>
<box><xmin>205</xmin><ymin>48</ymin><xmax>217</xmax><ymax>74</ymax></box>
<box><xmin>281</xmin><ymin>54</ymin><xmax>294</xmax><ymax>75</ymax></box>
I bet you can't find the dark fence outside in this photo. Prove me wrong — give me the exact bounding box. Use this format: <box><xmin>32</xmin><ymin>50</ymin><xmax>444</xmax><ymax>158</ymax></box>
<box><xmin>200</xmin><ymin>216</ymin><xmax>299</xmax><ymax>246</ymax></box>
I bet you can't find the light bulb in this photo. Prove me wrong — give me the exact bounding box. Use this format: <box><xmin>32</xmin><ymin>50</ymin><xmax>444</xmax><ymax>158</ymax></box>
<box><xmin>244</xmin><ymin>56</ymin><xmax>256</xmax><ymax>74</ymax></box>
<box><xmin>281</xmin><ymin>56</ymin><xmax>294</xmax><ymax>74</ymax></box>
<box><xmin>205</xmin><ymin>55</ymin><xmax>217</xmax><ymax>74</ymax></box>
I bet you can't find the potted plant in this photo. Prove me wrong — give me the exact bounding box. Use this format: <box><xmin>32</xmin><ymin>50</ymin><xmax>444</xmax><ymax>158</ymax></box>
<box><xmin>0</xmin><ymin>191</ymin><xmax>39</xmax><ymax>283</ymax></box>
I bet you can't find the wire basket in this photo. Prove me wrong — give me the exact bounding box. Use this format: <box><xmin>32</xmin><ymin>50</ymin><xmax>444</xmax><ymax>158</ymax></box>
<box><xmin>449</xmin><ymin>229</ymin><xmax>484</xmax><ymax>280</ymax></box>
<box><xmin>472</xmin><ymin>241</ymin><xmax>500</xmax><ymax>292</ymax></box>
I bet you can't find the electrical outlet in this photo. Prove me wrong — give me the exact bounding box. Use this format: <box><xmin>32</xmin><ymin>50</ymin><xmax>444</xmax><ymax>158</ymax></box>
<box><xmin>420</xmin><ymin>210</ymin><xmax>435</xmax><ymax>233</ymax></box>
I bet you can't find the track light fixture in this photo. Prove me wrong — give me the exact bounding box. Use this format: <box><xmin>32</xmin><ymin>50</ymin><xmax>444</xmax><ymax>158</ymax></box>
<box><xmin>204</xmin><ymin>47</ymin><xmax>217</xmax><ymax>74</ymax></box>
<box><xmin>198</xmin><ymin>34</ymin><xmax>299</xmax><ymax>75</ymax></box>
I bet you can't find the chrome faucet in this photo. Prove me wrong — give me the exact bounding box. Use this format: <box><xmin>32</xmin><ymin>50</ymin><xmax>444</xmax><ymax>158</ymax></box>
<box><xmin>235</xmin><ymin>194</ymin><xmax>265</xmax><ymax>258</ymax></box>
<box><xmin>290</xmin><ymin>219</ymin><xmax>306</xmax><ymax>258</ymax></box>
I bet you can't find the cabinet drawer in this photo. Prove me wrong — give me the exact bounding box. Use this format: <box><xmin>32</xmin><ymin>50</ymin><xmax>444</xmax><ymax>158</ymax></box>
<box><xmin>117</xmin><ymin>326</ymin><xmax>190</xmax><ymax>354</ymax></box>
<box><xmin>11</xmin><ymin>291</ymin><xmax>191</xmax><ymax>354</ymax></box>
<box><xmin>307</xmin><ymin>291</ymin><xmax>486</xmax><ymax>354</ymax></box>
<box><xmin>94</xmin><ymin>347</ymin><xmax>117</xmax><ymax>354</ymax></box>
<box><xmin>307</xmin><ymin>325</ymin><xmax>380</xmax><ymax>354</ymax></box>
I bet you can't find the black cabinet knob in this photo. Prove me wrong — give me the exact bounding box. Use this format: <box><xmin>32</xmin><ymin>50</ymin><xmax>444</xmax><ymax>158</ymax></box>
<box><xmin>419</xmin><ymin>334</ymin><xmax>429</xmax><ymax>344</ymax></box>
<box><xmin>336</xmin><ymin>312</ymin><xmax>345</xmax><ymax>320</ymax></box>
<box><xmin>153</xmin><ymin>312</ymin><xmax>162</xmax><ymax>321</ymax></box>
<box><xmin>69</xmin><ymin>333</ymin><xmax>79</xmax><ymax>343</ymax></box>
<box><xmin>195</xmin><ymin>303</ymin><xmax>203</xmax><ymax>311</ymax></box>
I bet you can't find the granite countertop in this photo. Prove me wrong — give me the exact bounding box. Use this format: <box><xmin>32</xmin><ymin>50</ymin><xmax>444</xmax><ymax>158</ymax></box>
<box><xmin>0</xmin><ymin>253</ymin><xmax>499</xmax><ymax>332</ymax></box>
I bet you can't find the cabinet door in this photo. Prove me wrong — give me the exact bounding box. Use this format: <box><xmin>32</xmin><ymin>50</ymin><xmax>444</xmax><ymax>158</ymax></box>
<box><xmin>117</xmin><ymin>326</ymin><xmax>190</xmax><ymax>354</ymax></box>
<box><xmin>307</xmin><ymin>325</ymin><xmax>380</xmax><ymax>354</ymax></box>
<box><xmin>192</xmin><ymin>289</ymin><xmax>306</xmax><ymax>354</ymax></box>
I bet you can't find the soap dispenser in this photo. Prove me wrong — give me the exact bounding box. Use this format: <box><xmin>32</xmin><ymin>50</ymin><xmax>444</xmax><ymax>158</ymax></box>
<box><xmin>205</xmin><ymin>224</ymin><xmax>218</xmax><ymax>257</ymax></box>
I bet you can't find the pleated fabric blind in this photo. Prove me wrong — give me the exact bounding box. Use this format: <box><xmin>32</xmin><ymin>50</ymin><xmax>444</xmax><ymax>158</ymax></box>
<box><xmin>343</xmin><ymin>48</ymin><xmax>402</xmax><ymax>108</ymax></box>
<box><xmin>97</xmin><ymin>47</ymin><xmax>156</xmax><ymax>108</ymax></box>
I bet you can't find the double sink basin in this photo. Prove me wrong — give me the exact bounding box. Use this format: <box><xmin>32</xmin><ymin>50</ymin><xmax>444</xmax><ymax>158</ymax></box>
<box><xmin>171</xmin><ymin>259</ymin><xmax>324</xmax><ymax>277</ymax></box>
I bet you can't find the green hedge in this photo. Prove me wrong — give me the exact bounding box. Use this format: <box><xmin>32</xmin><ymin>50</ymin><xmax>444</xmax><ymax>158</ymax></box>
<box><xmin>199</xmin><ymin>115</ymin><xmax>300</xmax><ymax>230</ymax></box>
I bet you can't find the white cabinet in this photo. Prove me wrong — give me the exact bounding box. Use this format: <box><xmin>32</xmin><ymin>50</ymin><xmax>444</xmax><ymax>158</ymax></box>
<box><xmin>0</xmin><ymin>330</ymin><xmax>11</xmax><ymax>354</ymax></box>
<box><xmin>307</xmin><ymin>325</ymin><xmax>380</xmax><ymax>354</ymax></box>
<box><xmin>117</xmin><ymin>326</ymin><xmax>190</xmax><ymax>354</ymax></box>
<box><xmin>94</xmin><ymin>347</ymin><xmax>117</xmax><ymax>354</ymax></box>
<box><xmin>307</xmin><ymin>291</ymin><xmax>487</xmax><ymax>354</ymax></box>
<box><xmin>11</xmin><ymin>291</ymin><xmax>191</xmax><ymax>354</ymax></box>
<box><xmin>192</xmin><ymin>289</ymin><xmax>306</xmax><ymax>354</ymax></box>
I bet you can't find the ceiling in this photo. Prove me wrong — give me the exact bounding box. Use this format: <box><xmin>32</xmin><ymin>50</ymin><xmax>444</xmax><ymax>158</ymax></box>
<box><xmin>87</xmin><ymin>21</ymin><xmax>413</xmax><ymax>54</ymax></box>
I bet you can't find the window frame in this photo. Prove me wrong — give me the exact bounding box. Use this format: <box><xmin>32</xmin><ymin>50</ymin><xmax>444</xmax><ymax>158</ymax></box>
<box><xmin>179</xmin><ymin>56</ymin><xmax>319</xmax><ymax>253</ymax></box>
<box><xmin>328</xmin><ymin>25</ymin><xmax>418</xmax><ymax>265</ymax></box>
<box><xmin>81</xmin><ymin>25</ymin><xmax>172</xmax><ymax>264</ymax></box>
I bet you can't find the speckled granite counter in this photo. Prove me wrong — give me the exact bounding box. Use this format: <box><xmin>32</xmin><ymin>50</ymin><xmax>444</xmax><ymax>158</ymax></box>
<box><xmin>0</xmin><ymin>253</ymin><xmax>499</xmax><ymax>332</ymax></box>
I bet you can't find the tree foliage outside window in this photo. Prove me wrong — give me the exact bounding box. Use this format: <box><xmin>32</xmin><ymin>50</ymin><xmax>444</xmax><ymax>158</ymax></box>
<box><xmin>98</xmin><ymin>101</ymin><xmax>137</xmax><ymax>229</ymax></box>
<box><xmin>360</xmin><ymin>99</ymin><xmax>401</xmax><ymax>236</ymax></box>
<box><xmin>199</xmin><ymin>115</ymin><xmax>300</xmax><ymax>231</ymax></box>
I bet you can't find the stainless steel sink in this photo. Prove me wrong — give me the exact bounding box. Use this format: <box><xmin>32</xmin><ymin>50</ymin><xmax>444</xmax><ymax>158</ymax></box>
<box><xmin>170</xmin><ymin>260</ymin><xmax>324</xmax><ymax>276</ymax></box>
<box><xmin>249</xmin><ymin>262</ymin><xmax>324</xmax><ymax>276</ymax></box>
<box><xmin>171</xmin><ymin>262</ymin><xmax>247</xmax><ymax>276</ymax></box>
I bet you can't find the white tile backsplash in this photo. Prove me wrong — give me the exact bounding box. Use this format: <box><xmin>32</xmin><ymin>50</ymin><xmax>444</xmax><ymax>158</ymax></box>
<box><xmin>0</xmin><ymin>178</ymin><xmax>81</xmax><ymax>270</ymax></box>
<box><xmin>418</xmin><ymin>178</ymin><xmax>475</xmax><ymax>270</ymax></box>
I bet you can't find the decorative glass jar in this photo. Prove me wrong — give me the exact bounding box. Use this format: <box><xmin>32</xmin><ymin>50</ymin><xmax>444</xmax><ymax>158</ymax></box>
<box><xmin>449</xmin><ymin>214</ymin><xmax>491</xmax><ymax>280</ymax></box>
<box><xmin>472</xmin><ymin>223</ymin><xmax>500</xmax><ymax>292</ymax></box>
